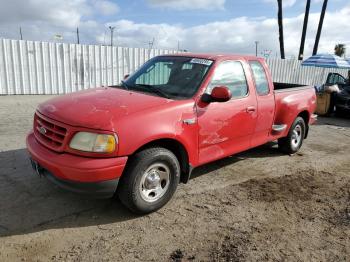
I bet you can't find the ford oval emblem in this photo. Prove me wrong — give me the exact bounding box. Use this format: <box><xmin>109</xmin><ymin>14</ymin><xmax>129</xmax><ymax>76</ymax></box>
<box><xmin>39</xmin><ymin>127</ymin><xmax>47</xmax><ymax>135</ymax></box>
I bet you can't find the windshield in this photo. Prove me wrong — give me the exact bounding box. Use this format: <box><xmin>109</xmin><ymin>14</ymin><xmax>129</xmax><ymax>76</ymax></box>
<box><xmin>120</xmin><ymin>56</ymin><xmax>213</xmax><ymax>99</ymax></box>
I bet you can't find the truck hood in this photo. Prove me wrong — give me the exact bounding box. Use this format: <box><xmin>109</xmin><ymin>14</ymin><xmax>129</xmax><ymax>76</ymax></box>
<box><xmin>37</xmin><ymin>87</ymin><xmax>170</xmax><ymax>131</ymax></box>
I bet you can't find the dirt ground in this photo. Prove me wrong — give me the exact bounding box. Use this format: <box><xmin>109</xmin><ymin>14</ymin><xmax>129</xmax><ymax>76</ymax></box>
<box><xmin>0</xmin><ymin>95</ymin><xmax>350</xmax><ymax>262</ymax></box>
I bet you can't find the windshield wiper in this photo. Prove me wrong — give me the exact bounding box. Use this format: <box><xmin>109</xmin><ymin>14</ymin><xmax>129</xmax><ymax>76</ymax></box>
<box><xmin>134</xmin><ymin>84</ymin><xmax>171</xmax><ymax>99</ymax></box>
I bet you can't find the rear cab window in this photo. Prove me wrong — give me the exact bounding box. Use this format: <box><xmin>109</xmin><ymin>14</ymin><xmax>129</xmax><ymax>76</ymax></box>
<box><xmin>249</xmin><ymin>61</ymin><xmax>270</xmax><ymax>96</ymax></box>
<box><xmin>207</xmin><ymin>61</ymin><xmax>248</xmax><ymax>99</ymax></box>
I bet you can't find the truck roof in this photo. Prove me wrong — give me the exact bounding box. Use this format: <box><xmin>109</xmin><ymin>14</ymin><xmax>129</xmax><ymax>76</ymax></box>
<box><xmin>161</xmin><ymin>52</ymin><xmax>261</xmax><ymax>61</ymax></box>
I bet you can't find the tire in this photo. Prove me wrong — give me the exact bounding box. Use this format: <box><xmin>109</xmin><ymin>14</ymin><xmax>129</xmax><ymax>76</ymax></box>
<box><xmin>278</xmin><ymin>117</ymin><xmax>306</xmax><ymax>154</ymax></box>
<box><xmin>117</xmin><ymin>147</ymin><xmax>180</xmax><ymax>214</ymax></box>
<box><xmin>326</xmin><ymin>92</ymin><xmax>336</xmax><ymax>115</ymax></box>
<box><xmin>335</xmin><ymin>107</ymin><xmax>344</xmax><ymax>117</ymax></box>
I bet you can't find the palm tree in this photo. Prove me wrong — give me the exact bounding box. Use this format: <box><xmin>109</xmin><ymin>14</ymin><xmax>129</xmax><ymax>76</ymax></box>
<box><xmin>298</xmin><ymin>0</ymin><xmax>311</xmax><ymax>60</ymax></box>
<box><xmin>277</xmin><ymin>0</ymin><xmax>285</xmax><ymax>59</ymax></box>
<box><xmin>312</xmin><ymin>0</ymin><xmax>328</xmax><ymax>55</ymax></box>
<box><xmin>334</xmin><ymin>44</ymin><xmax>346</xmax><ymax>57</ymax></box>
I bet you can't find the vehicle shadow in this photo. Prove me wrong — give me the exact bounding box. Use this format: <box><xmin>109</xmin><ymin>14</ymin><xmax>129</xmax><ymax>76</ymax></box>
<box><xmin>0</xmin><ymin>143</ymin><xmax>283</xmax><ymax>237</ymax></box>
<box><xmin>316</xmin><ymin>115</ymin><xmax>350</xmax><ymax>128</ymax></box>
<box><xmin>191</xmin><ymin>142</ymin><xmax>282</xmax><ymax>180</ymax></box>
<box><xmin>0</xmin><ymin>148</ymin><xmax>138</xmax><ymax>238</ymax></box>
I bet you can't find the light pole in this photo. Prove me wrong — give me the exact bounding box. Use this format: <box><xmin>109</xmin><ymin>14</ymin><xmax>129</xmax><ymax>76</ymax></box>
<box><xmin>255</xmin><ymin>41</ymin><xmax>259</xmax><ymax>57</ymax></box>
<box><xmin>76</xmin><ymin>27</ymin><xmax>80</xmax><ymax>44</ymax></box>
<box><xmin>19</xmin><ymin>27</ymin><xmax>23</xmax><ymax>40</ymax></box>
<box><xmin>109</xmin><ymin>26</ymin><xmax>115</xmax><ymax>47</ymax></box>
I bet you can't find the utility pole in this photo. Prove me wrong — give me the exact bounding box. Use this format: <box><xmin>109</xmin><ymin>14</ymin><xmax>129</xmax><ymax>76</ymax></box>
<box><xmin>298</xmin><ymin>0</ymin><xmax>311</xmax><ymax>60</ymax></box>
<box><xmin>76</xmin><ymin>27</ymin><xmax>80</xmax><ymax>44</ymax></box>
<box><xmin>148</xmin><ymin>37</ymin><xmax>155</xmax><ymax>50</ymax></box>
<box><xmin>313</xmin><ymin>0</ymin><xmax>328</xmax><ymax>55</ymax></box>
<box><xmin>19</xmin><ymin>27</ymin><xmax>23</xmax><ymax>40</ymax></box>
<box><xmin>255</xmin><ymin>41</ymin><xmax>259</xmax><ymax>57</ymax></box>
<box><xmin>109</xmin><ymin>26</ymin><xmax>115</xmax><ymax>47</ymax></box>
<box><xmin>148</xmin><ymin>37</ymin><xmax>155</xmax><ymax>56</ymax></box>
<box><xmin>262</xmin><ymin>49</ymin><xmax>272</xmax><ymax>59</ymax></box>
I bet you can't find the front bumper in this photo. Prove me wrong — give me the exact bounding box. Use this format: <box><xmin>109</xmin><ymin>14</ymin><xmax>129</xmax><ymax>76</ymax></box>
<box><xmin>26</xmin><ymin>131</ymin><xmax>128</xmax><ymax>198</ymax></box>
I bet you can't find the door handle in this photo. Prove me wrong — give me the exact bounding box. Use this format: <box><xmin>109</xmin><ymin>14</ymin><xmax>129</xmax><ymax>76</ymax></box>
<box><xmin>246</xmin><ymin>106</ymin><xmax>256</xmax><ymax>113</ymax></box>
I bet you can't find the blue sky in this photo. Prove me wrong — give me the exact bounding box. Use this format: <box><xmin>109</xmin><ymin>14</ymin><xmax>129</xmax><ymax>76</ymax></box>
<box><xmin>98</xmin><ymin>0</ymin><xmax>346</xmax><ymax>25</ymax></box>
<box><xmin>0</xmin><ymin>0</ymin><xmax>349</xmax><ymax>57</ymax></box>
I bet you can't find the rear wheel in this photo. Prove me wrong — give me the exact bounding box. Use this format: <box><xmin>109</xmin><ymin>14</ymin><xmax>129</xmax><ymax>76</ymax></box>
<box><xmin>278</xmin><ymin>117</ymin><xmax>306</xmax><ymax>154</ymax></box>
<box><xmin>117</xmin><ymin>147</ymin><xmax>180</xmax><ymax>214</ymax></box>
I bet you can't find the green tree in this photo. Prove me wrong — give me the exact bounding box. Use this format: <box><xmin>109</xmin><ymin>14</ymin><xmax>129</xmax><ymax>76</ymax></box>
<box><xmin>334</xmin><ymin>44</ymin><xmax>346</xmax><ymax>57</ymax></box>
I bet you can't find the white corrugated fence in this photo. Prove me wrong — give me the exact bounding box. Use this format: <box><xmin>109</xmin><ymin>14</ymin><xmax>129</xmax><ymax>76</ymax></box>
<box><xmin>0</xmin><ymin>38</ymin><xmax>348</xmax><ymax>95</ymax></box>
<box><xmin>0</xmin><ymin>39</ymin><xmax>176</xmax><ymax>95</ymax></box>
<box><xmin>266</xmin><ymin>58</ymin><xmax>348</xmax><ymax>86</ymax></box>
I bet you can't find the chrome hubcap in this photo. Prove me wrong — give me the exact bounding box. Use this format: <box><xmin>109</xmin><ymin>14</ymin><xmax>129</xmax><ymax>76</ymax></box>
<box><xmin>139</xmin><ymin>163</ymin><xmax>170</xmax><ymax>203</ymax></box>
<box><xmin>291</xmin><ymin>124</ymin><xmax>302</xmax><ymax>149</ymax></box>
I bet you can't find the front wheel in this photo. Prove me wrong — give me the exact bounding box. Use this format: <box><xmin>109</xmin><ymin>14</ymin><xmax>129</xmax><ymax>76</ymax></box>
<box><xmin>278</xmin><ymin>117</ymin><xmax>306</xmax><ymax>154</ymax></box>
<box><xmin>117</xmin><ymin>147</ymin><xmax>180</xmax><ymax>214</ymax></box>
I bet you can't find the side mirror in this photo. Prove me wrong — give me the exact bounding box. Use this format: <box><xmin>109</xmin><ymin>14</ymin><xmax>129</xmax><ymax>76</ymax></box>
<box><xmin>124</xmin><ymin>74</ymin><xmax>130</xmax><ymax>80</ymax></box>
<box><xmin>202</xmin><ymin>86</ymin><xmax>232</xmax><ymax>103</ymax></box>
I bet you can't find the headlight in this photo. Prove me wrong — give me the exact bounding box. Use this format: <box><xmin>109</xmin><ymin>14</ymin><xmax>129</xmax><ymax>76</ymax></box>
<box><xmin>69</xmin><ymin>132</ymin><xmax>116</xmax><ymax>153</ymax></box>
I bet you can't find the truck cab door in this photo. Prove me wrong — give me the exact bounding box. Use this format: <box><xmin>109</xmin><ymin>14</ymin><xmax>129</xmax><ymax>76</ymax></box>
<box><xmin>197</xmin><ymin>60</ymin><xmax>258</xmax><ymax>165</ymax></box>
<box><xmin>248</xmin><ymin>60</ymin><xmax>275</xmax><ymax>147</ymax></box>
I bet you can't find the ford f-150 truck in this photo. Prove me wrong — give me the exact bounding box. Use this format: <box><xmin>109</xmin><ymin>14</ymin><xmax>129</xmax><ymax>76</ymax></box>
<box><xmin>27</xmin><ymin>53</ymin><xmax>317</xmax><ymax>214</ymax></box>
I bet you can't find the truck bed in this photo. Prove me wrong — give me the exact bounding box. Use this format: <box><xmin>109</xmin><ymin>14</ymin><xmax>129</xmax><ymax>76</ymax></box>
<box><xmin>272</xmin><ymin>82</ymin><xmax>316</xmax><ymax>138</ymax></box>
<box><xmin>274</xmin><ymin>82</ymin><xmax>311</xmax><ymax>93</ymax></box>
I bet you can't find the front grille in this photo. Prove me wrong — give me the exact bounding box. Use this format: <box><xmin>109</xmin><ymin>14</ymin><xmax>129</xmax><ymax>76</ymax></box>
<box><xmin>34</xmin><ymin>113</ymin><xmax>67</xmax><ymax>151</ymax></box>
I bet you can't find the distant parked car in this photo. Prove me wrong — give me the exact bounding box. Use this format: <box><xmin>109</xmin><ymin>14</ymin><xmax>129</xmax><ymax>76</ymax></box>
<box><xmin>325</xmin><ymin>72</ymin><xmax>350</xmax><ymax>115</ymax></box>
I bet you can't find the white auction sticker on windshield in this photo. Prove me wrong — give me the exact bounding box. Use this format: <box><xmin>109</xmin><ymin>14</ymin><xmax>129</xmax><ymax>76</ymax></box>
<box><xmin>190</xmin><ymin>58</ymin><xmax>213</xmax><ymax>66</ymax></box>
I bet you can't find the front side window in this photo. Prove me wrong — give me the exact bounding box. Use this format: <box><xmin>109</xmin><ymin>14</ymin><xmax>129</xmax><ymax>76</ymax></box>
<box><xmin>335</xmin><ymin>75</ymin><xmax>346</xmax><ymax>85</ymax></box>
<box><xmin>121</xmin><ymin>56</ymin><xmax>212</xmax><ymax>99</ymax></box>
<box><xmin>207</xmin><ymin>61</ymin><xmax>248</xmax><ymax>99</ymax></box>
<box><xmin>327</xmin><ymin>73</ymin><xmax>346</xmax><ymax>85</ymax></box>
<box><xmin>249</xmin><ymin>61</ymin><xmax>270</xmax><ymax>95</ymax></box>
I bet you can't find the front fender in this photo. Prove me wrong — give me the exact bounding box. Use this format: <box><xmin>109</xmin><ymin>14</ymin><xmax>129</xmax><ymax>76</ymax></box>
<box><xmin>115</xmin><ymin>100</ymin><xmax>199</xmax><ymax>166</ymax></box>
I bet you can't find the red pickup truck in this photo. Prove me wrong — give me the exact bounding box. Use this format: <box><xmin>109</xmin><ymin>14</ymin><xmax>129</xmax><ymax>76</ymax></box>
<box><xmin>27</xmin><ymin>53</ymin><xmax>317</xmax><ymax>214</ymax></box>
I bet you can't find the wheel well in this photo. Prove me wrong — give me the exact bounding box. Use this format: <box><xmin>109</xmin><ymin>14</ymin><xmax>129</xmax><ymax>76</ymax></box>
<box><xmin>133</xmin><ymin>139</ymin><xmax>190</xmax><ymax>184</ymax></box>
<box><xmin>297</xmin><ymin>110</ymin><xmax>310</xmax><ymax>138</ymax></box>
<box><xmin>298</xmin><ymin>110</ymin><xmax>309</xmax><ymax>124</ymax></box>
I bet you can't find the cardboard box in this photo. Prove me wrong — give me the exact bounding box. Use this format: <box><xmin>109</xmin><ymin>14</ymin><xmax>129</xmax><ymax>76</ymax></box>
<box><xmin>316</xmin><ymin>93</ymin><xmax>331</xmax><ymax>115</ymax></box>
